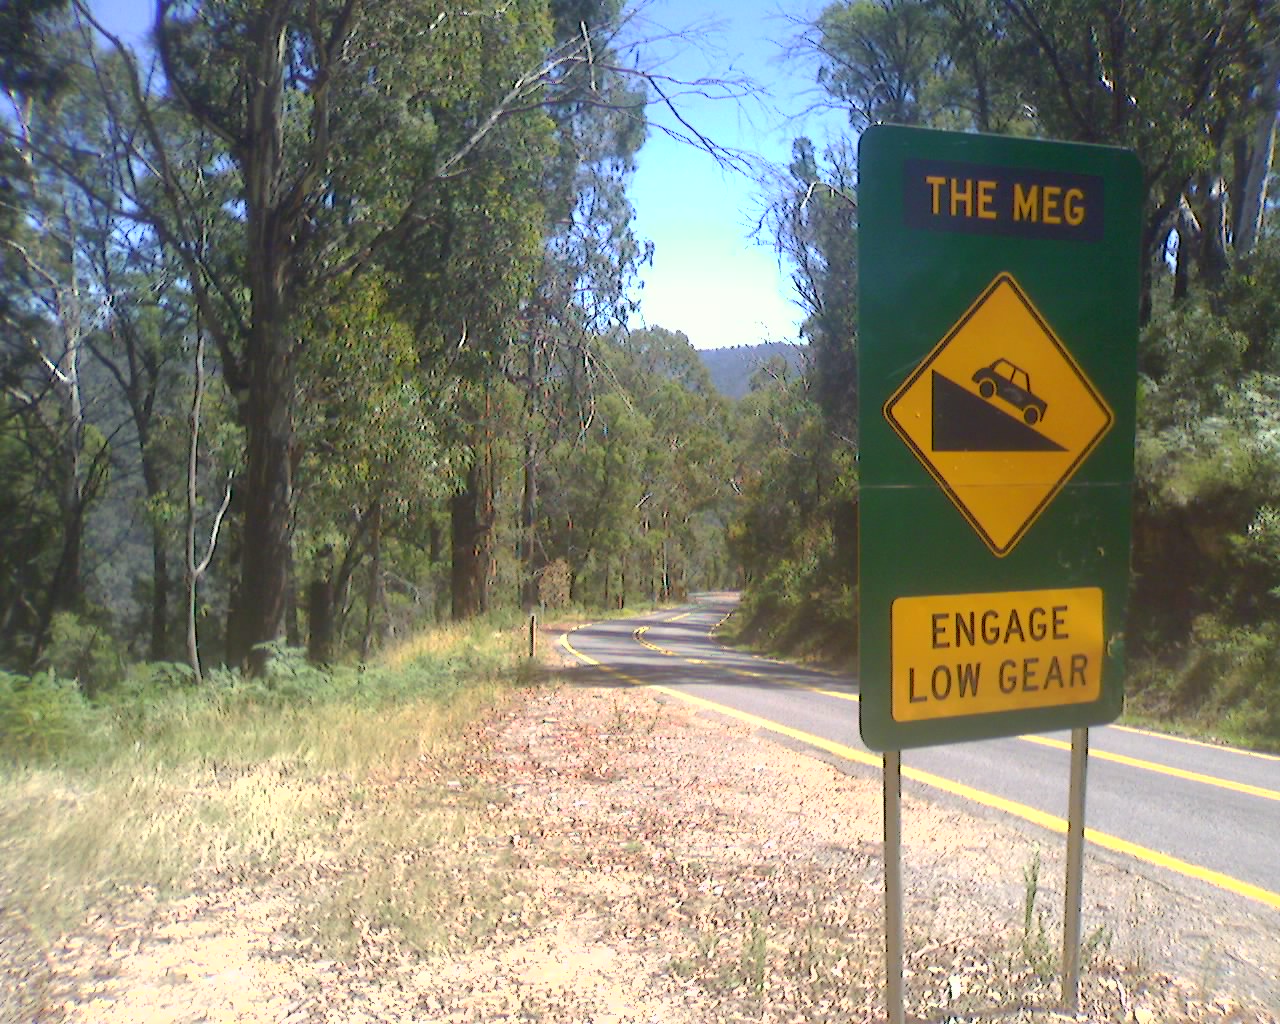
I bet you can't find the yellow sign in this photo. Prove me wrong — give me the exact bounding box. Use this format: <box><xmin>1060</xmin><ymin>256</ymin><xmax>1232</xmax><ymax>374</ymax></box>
<box><xmin>891</xmin><ymin>587</ymin><xmax>1103</xmax><ymax>722</ymax></box>
<box><xmin>884</xmin><ymin>273</ymin><xmax>1113</xmax><ymax>555</ymax></box>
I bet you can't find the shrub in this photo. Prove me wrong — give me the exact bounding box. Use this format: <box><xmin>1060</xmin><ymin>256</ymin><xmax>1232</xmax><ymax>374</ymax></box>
<box><xmin>1128</xmin><ymin>614</ymin><xmax>1280</xmax><ymax>749</ymax></box>
<box><xmin>538</xmin><ymin>559</ymin><xmax>573</xmax><ymax>610</ymax></box>
<box><xmin>0</xmin><ymin>669</ymin><xmax>92</xmax><ymax>759</ymax></box>
<box><xmin>40</xmin><ymin>611</ymin><xmax>127</xmax><ymax>698</ymax></box>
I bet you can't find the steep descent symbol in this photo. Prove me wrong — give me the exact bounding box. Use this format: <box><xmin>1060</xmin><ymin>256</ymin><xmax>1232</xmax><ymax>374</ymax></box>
<box><xmin>884</xmin><ymin>273</ymin><xmax>1113</xmax><ymax>556</ymax></box>
<box><xmin>973</xmin><ymin>359</ymin><xmax>1045</xmax><ymax>425</ymax></box>
<box><xmin>931</xmin><ymin>368</ymin><xmax>1065</xmax><ymax>452</ymax></box>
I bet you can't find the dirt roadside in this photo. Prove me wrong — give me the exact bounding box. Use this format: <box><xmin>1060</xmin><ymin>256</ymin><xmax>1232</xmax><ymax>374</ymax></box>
<box><xmin>7</xmin><ymin>629</ymin><xmax>1278</xmax><ymax>1024</ymax></box>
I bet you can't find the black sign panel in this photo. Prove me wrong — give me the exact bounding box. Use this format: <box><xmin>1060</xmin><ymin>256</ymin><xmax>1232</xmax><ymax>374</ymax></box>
<box><xmin>903</xmin><ymin>159</ymin><xmax>1105</xmax><ymax>243</ymax></box>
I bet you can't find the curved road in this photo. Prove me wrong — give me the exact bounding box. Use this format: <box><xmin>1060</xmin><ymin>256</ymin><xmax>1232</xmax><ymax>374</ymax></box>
<box><xmin>561</xmin><ymin>594</ymin><xmax>1280</xmax><ymax>914</ymax></box>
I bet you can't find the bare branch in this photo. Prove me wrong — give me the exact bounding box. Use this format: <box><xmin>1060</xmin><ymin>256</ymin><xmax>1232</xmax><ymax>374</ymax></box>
<box><xmin>195</xmin><ymin>473</ymin><xmax>234</xmax><ymax>578</ymax></box>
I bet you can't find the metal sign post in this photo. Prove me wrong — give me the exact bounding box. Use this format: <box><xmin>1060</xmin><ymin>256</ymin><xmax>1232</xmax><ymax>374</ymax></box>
<box><xmin>1062</xmin><ymin>726</ymin><xmax>1090</xmax><ymax>1009</ymax></box>
<box><xmin>883</xmin><ymin>752</ymin><xmax>905</xmax><ymax>1024</ymax></box>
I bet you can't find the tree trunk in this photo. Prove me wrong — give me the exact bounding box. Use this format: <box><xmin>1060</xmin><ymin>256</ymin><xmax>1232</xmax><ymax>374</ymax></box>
<box><xmin>519</xmin><ymin>338</ymin><xmax>543</xmax><ymax>612</ymax></box>
<box><xmin>1173</xmin><ymin>226</ymin><xmax>1191</xmax><ymax>301</ymax></box>
<box><xmin>451</xmin><ymin>461</ymin><xmax>489</xmax><ymax>620</ymax></box>
<box><xmin>33</xmin><ymin>511</ymin><xmax>83</xmax><ymax>664</ymax></box>
<box><xmin>520</xmin><ymin>432</ymin><xmax>540</xmax><ymax>611</ymax></box>
<box><xmin>224</xmin><ymin>6</ymin><xmax>297</xmax><ymax>675</ymax></box>
<box><xmin>151</xmin><ymin>537</ymin><xmax>170</xmax><ymax>662</ymax></box>
<box><xmin>233</xmin><ymin>322</ymin><xmax>294</xmax><ymax>672</ymax></box>
<box><xmin>31</xmin><ymin>431</ymin><xmax>88</xmax><ymax>667</ymax></box>
<box><xmin>285</xmin><ymin>544</ymin><xmax>301</xmax><ymax>647</ymax></box>
<box><xmin>1233</xmin><ymin>106</ymin><xmax>1277</xmax><ymax>256</ymax></box>
<box><xmin>361</xmin><ymin>501</ymin><xmax>383</xmax><ymax>661</ymax></box>
<box><xmin>185</xmin><ymin>325</ymin><xmax>205</xmax><ymax>685</ymax></box>
<box><xmin>141</xmin><ymin>449</ymin><xmax>170</xmax><ymax>662</ymax></box>
<box><xmin>307</xmin><ymin>575</ymin><xmax>333</xmax><ymax>665</ymax></box>
<box><xmin>833</xmin><ymin>497</ymin><xmax>859</xmax><ymax>591</ymax></box>
<box><xmin>185</xmin><ymin>322</ymin><xmax>233</xmax><ymax>687</ymax></box>
<box><xmin>1197</xmin><ymin>168</ymin><xmax>1230</xmax><ymax>289</ymax></box>
<box><xmin>482</xmin><ymin>437</ymin><xmax>496</xmax><ymax>614</ymax></box>
<box><xmin>661</xmin><ymin>517</ymin><xmax>671</xmax><ymax>602</ymax></box>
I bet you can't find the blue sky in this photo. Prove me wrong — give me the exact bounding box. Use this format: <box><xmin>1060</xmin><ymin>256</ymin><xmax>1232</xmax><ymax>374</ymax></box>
<box><xmin>623</xmin><ymin>0</ymin><xmax>838</xmax><ymax>348</ymax></box>
<box><xmin>90</xmin><ymin>0</ymin><xmax>843</xmax><ymax>349</ymax></box>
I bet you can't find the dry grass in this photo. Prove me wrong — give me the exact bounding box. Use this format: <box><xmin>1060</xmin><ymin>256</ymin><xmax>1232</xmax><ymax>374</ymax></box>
<box><xmin>380</xmin><ymin>620</ymin><xmax>484</xmax><ymax>669</ymax></box>
<box><xmin>0</xmin><ymin>621</ymin><xmax>529</xmax><ymax>981</ymax></box>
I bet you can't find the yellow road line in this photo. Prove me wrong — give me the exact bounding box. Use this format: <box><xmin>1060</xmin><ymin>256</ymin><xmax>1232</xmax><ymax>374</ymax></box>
<box><xmin>747</xmin><ymin>674</ymin><xmax>859</xmax><ymax>702</ymax></box>
<box><xmin>557</xmin><ymin>632</ymin><xmax>1280</xmax><ymax>913</ymax></box>
<box><xmin>633</xmin><ymin>626</ymin><xmax>675</xmax><ymax>656</ymax></box>
<box><xmin>1109</xmin><ymin>723</ymin><xmax>1280</xmax><ymax>763</ymax></box>
<box><xmin>699</xmin><ymin>621</ymin><xmax>1277</xmax><ymax>767</ymax></box>
<box><xmin>1021</xmin><ymin>735</ymin><xmax>1280</xmax><ymax>803</ymax></box>
<box><xmin>632</xmin><ymin>625</ymin><xmax>858</xmax><ymax>701</ymax></box>
<box><xmin>642</xmin><ymin>624</ymin><xmax>1272</xmax><ymax>789</ymax></box>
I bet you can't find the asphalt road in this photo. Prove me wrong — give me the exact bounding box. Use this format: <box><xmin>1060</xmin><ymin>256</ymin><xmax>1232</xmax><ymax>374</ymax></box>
<box><xmin>560</xmin><ymin>594</ymin><xmax>1280</xmax><ymax>915</ymax></box>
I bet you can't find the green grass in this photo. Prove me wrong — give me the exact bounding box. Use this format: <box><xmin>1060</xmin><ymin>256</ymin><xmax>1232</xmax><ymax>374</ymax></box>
<box><xmin>1118</xmin><ymin>700</ymin><xmax>1280</xmax><ymax>755</ymax></box>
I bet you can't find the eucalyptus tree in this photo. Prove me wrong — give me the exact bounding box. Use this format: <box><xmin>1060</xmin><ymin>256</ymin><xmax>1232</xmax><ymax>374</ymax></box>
<box><xmin>384</xmin><ymin>109</ymin><xmax>556</xmax><ymax>622</ymax></box>
<box><xmin>510</xmin><ymin>71</ymin><xmax>649</xmax><ymax>612</ymax></box>
<box><xmin>790</xmin><ymin>0</ymin><xmax>1279</xmax><ymax>317</ymax></box>
<box><xmin>0</xmin><ymin>0</ymin><xmax>72</xmax><ymax>665</ymax></box>
<box><xmin>755</xmin><ymin>136</ymin><xmax>859</xmax><ymax>594</ymax></box>
<box><xmin>292</xmin><ymin>275</ymin><xmax>455</xmax><ymax>659</ymax></box>
<box><xmin>777</xmin><ymin>0</ymin><xmax>1280</xmax><ymax>454</ymax></box>
<box><xmin>82</xmin><ymin>202</ymin><xmax>194</xmax><ymax>662</ymax></box>
<box><xmin>802</xmin><ymin>0</ymin><xmax>951</xmax><ymax>130</ymax></box>
<box><xmin>752</xmin><ymin>0</ymin><xmax>1280</xmax><ymax>665</ymax></box>
<box><xmin>420</xmin><ymin>0</ymin><xmax>656</xmax><ymax>617</ymax></box>
<box><xmin>545</xmin><ymin>387</ymin><xmax>650</xmax><ymax>605</ymax></box>
<box><xmin>59</xmin><ymin>0</ymin><xmax>642</xmax><ymax>670</ymax></box>
<box><xmin>0</xmin><ymin>60</ymin><xmax>120</xmax><ymax>666</ymax></box>
<box><xmin>996</xmin><ymin>0</ymin><xmax>1280</xmax><ymax>310</ymax></box>
<box><xmin>607</xmin><ymin>327</ymin><xmax>732</xmax><ymax>600</ymax></box>
<box><xmin>2</xmin><ymin>20</ymin><xmax>238</xmax><ymax>669</ymax></box>
<box><xmin>0</xmin><ymin>0</ymin><xmax>70</xmax><ymax>262</ymax></box>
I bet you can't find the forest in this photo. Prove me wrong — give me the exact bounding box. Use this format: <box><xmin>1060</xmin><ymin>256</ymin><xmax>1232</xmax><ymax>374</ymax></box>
<box><xmin>2</xmin><ymin>0</ymin><xmax>1279</xmax><ymax>749</ymax></box>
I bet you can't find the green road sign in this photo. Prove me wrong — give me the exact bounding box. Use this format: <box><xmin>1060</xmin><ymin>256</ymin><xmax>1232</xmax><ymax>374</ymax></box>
<box><xmin>857</xmin><ymin>125</ymin><xmax>1141</xmax><ymax>751</ymax></box>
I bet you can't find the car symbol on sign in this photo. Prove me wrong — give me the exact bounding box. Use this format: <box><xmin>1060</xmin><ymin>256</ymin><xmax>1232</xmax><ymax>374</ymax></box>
<box><xmin>971</xmin><ymin>358</ymin><xmax>1047</xmax><ymax>426</ymax></box>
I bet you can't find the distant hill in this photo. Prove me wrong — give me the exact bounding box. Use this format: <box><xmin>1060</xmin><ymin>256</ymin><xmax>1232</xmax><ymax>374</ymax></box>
<box><xmin>697</xmin><ymin>342</ymin><xmax>808</xmax><ymax>400</ymax></box>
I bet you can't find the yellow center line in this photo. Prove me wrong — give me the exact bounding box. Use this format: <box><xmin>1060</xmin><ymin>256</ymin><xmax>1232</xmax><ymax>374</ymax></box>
<box><xmin>558</xmin><ymin>631</ymin><xmax>1280</xmax><ymax>914</ymax></box>
<box><xmin>1019</xmin><ymin>734</ymin><xmax>1280</xmax><ymax>803</ymax></box>
<box><xmin>632</xmin><ymin>624</ymin><xmax>859</xmax><ymax>701</ymax></box>
<box><xmin>739</xmin><ymin>672</ymin><xmax>860</xmax><ymax>702</ymax></box>
<box><xmin>633</xmin><ymin>626</ymin><xmax>675</xmax><ymax>657</ymax></box>
<box><xmin>643</xmin><ymin>626</ymin><xmax>1269</xmax><ymax>786</ymax></box>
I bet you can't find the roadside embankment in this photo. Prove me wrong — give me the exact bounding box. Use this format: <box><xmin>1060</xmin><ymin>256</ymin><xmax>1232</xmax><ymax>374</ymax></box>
<box><xmin>1</xmin><ymin>618</ymin><xmax>1276</xmax><ymax>1022</ymax></box>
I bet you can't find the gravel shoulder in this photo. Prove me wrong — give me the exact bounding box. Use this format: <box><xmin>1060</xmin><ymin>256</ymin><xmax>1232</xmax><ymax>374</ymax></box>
<box><xmin>6</xmin><ymin>632</ymin><xmax>1278</xmax><ymax>1023</ymax></box>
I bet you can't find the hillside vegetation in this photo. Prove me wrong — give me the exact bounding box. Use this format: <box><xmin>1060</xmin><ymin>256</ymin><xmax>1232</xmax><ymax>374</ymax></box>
<box><xmin>697</xmin><ymin>342</ymin><xmax>808</xmax><ymax>400</ymax></box>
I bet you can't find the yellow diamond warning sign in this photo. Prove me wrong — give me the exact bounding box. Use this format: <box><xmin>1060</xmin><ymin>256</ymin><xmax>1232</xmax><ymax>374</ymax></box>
<box><xmin>883</xmin><ymin>273</ymin><xmax>1113</xmax><ymax>556</ymax></box>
